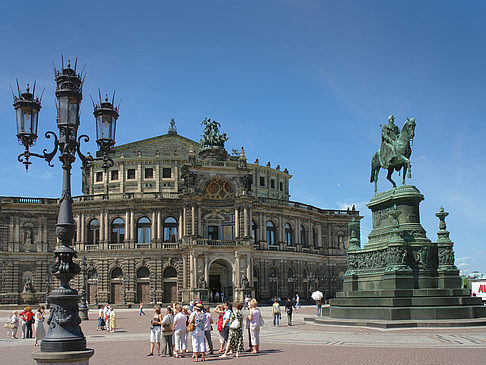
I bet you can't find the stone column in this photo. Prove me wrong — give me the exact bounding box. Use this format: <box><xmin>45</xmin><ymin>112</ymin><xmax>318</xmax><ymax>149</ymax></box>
<box><xmin>318</xmin><ymin>224</ymin><xmax>322</xmax><ymax>248</ymax></box>
<box><xmin>157</xmin><ymin>211</ymin><xmax>161</xmax><ymax>242</ymax></box>
<box><xmin>182</xmin><ymin>206</ymin><xmax>187</xmax><ymax>236</ymax></box>
<box><xmin>152</xmin><ymin>211</ymin><xmax>156</xmax><ymax>241</ymax></box>
<box><xmin>76</xmin><ymin>214</ymin><xmax>81</xmax><ymax>244</ymax></box>
<box><xmin>246</xmin><ymin>255</ymin><xmax>251</xmax><ymax>282</ymax></box>
<box><xmin>235</xmin><ymin>207</ymin><xmax>239</xmax><ymax>238</ymax></box>
<box><xmin>243</xmin><ymin>206</ymin><xmax>248</xmax><ymax>237</ymax></box>
<box><xmin>179</xmin><ymin>210</ymin><xmax>183</xmax><ymax>239</ymax></box>
<box><xmin>235</xmin><ymin>251</ymin><xmax>240</xmax><ymax>288</ymax></box>
<box><xmin>197</xmin><ymin>203</ymin><xmax>202</xmax><ymax>237</ymax></box>
<box><xmin>193</xmin><ymin>254</ymin><xmax>198</xmax><ymax>289</ymax></box>
<box><xmin>183</xmin><ymin>255</ymin><xmax>187</xmax><ymax>289</ymax></box>
<box><xmin>189</xmin><ymin>252</ymin><xmax>194</xmax><ymax>288</ymax></box>
<box><xmin>81</xmin><ymin>213</ymin><xmax>86</xmax><ymax>243</ymax></box>
<box><xmin>191</xmin><ymin>205</ymin><xmax>195</xmax><ymax>236</ymax></box>
<box><xmin>130</xmin><ymin>211</ymin><xmax>135</xmax><ymax>243</ymax></box>
<box><xmin>125</xmin><ymin>212</ymin><xmax>130</xmax><ymax>241</ymax></box>
<box><xmin>105</xmin><ymin>212</ymin><xmax>109</xmax><ymax>246</ymax></box>
<box><xmin>99</xmin><ymin>213</ymin><xmax>104</xmax><ymax>242</ymax></box>
<box><xmin>204</xmin><ymin>255</ymin><xmax>209</xmax><ymax>288</ymax></box>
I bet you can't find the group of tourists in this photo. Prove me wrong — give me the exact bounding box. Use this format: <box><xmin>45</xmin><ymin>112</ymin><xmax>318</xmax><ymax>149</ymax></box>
<box><xmin>4</xmin><ymin>306</ymin><xmax>46</xmax><ymax>345</ymax></box>
<box><xmin>97</xmin><ymin>304</ymin><xmax>117</xmax><ymax>332</ymax></box>
<box><xmin>147</xmin><ymin>299</ymin><xmax>263</xmax><ymax>361</ymax></box>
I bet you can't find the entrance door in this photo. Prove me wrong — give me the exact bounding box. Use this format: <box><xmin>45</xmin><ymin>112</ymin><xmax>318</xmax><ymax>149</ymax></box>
<box><xmin>163</xmin><ymin>282</ymin><xmax>177</xmax><ymax>303</ymax></box>
<box><xmin>88</xmin><ymin>283</ymin><xmax>97</xmax><ymax>304</ymax></box>
<box><xmin>111</xmin><ymin>283</ymin><xmax>123</xmax><ymax>304</ymax></box>
<box><xmin>137</xmin><ymin>282</ymin><xmax>150</xmax><ymax>303</ymax></box>
<box><xmin>209</xmin><ymin>259</ymin><xmax>233</xmax><ymax>301</ymax></box>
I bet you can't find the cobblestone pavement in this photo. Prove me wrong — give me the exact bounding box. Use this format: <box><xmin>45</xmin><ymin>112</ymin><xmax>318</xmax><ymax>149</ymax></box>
<box><xmin>2</xmin><ymin>305</ymin><xmax>486</xmax><ymax>364</ymax></box>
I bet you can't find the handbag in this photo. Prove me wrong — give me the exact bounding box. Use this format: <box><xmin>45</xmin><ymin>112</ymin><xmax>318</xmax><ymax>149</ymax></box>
<box><xmin>187</xmin><ymin>316</ymin><xmax>195</xmax><ymax>332</ymax></box>
<box><xmin>229</xmin><ymin>318</ymin><xmax>240</xmax><ymax>330</ymax></box>
<box><xmin>4</xmin><ymin>323</ymin><xmax>15</xmax><ymax>329</ymax></box>
<box><xmin>162</xmin><ymin>322</ymin><xmax>173</xmax><ymax>333</ymax></box>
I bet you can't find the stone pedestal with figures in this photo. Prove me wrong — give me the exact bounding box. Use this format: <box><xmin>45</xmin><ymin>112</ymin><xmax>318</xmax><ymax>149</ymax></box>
<box><xmin>329</xmin><ymin>186</ymin><xmax>486</xmax><ymax>320</ymax></box>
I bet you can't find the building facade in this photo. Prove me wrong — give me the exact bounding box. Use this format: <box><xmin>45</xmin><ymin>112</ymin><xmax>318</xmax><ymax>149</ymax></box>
<box><xmin>0</xmin><ymin>121</ymin><xmax>360</xmax><ymax>305</ymax></box>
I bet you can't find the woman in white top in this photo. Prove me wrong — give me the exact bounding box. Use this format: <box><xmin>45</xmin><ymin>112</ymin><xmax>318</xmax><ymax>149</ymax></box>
<box><xmin>248</xmin><ymin>299</ymin><xmax>262</xmax><ymax>353</ymax></box>
<box><xmin>173</xmin><ymin>305</ymin><xmax>187</xmax><ymax>358</ymax></box>
<box><xmin>9</xmin><ymin>311</ymin><xmax>20</xmax><ymax>339</ymax></box>
<box><xmin>34</xmin><ymin>306</ymin><xmax>46</xmax><ymax>346</ymax></box>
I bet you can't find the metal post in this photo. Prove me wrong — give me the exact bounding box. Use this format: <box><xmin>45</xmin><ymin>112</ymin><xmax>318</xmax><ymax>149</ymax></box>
<box><xmin>79</xmin><ymin>256</ymin><xmax>89</xmax><ymax>320</ymax></box>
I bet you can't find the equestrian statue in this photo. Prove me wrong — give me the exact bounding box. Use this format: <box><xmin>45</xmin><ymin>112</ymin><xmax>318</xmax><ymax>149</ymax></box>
<box><xmin>370</xmin><ymin>115</ymin><xmax>416</xmax><ymax>193</ymax></box>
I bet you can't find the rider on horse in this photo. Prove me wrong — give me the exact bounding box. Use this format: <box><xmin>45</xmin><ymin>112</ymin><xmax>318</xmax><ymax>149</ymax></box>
<box><xmin>380</xmin><ymin>115</ymin><xmax>400</xmax><ymax>169</ymax></box>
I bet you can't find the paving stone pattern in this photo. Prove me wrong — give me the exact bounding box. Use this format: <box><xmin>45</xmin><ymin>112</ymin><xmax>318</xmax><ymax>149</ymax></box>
<box><xmin>1</xmin><ymin>305</ymin><xmax>485</xmax><ymax>364</ymax></box>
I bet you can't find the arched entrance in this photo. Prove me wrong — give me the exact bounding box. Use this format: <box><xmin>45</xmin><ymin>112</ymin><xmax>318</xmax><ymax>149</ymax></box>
<box><xmin>209</xmin><ymin>259</ymin><xmax>233</xmax><ymax>302</ymax></box>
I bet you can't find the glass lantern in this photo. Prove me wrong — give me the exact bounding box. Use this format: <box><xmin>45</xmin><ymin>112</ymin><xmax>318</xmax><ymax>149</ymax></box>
<box><xmin>94</xmin><ymin>96</ymin><xmax>118</xmax><ymax>152</ymax></box>
<box><xmin>14</xmin><ymin>86</ymin><xmax>41</xmax><ymax>147</ymax></box>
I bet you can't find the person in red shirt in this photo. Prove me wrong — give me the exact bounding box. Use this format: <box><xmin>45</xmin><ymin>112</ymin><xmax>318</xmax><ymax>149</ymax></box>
<box><xmin>19</xmin><ymin>307</ymin><xmax>34</xmax><ymax>338</ymax></box>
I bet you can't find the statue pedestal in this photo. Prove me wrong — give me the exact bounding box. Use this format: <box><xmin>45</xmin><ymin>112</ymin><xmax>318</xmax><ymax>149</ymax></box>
<box><xmin>330</xmin><ymin>186</ymin><xmax>486</xmax><ymax>321</ymax></box>
<box><xmin>33</xmin><ymin>349</ymin><xmax>94</xmax><ymax>365</ymax></box>
<box><xmin>21</xmin><ymin>292</ymin><xmax>36</xmax><ymax>304</ymax></box>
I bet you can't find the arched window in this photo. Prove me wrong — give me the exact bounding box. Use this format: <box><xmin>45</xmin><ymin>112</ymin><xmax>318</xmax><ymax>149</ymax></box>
<box><xmin>252</xmin><ymin>220</ymin><xmax>257</xmax><ymax>244</ymax></box>
<box><xmin>288</xmin><ymin>268</ymin><xmax>295</xmax><ymax>279</ymax></box>
<box><xmin>303</xmin><ymin>270</ymin><xmax>308</xmax><ymax>280</ymax></box>
<box><xmin>87</xmin><ymin>219</ymin><xmax>100</xmax><ymax>244</ymax></box>
<box><xmin>266</xmin><ymin>221</ymin><xmax>276</xmax><ymax>245</ymax></box>
<box><xmin>285</xmin><ymin>223</ymin><xmax>293</xmax><ymax>246</ymax></box>
<box><xmin>137</xmin><ymin>267</ymin><xmax>150</xmax><ymax>279</ymax></box>
<box><xmin>111</xmin><ymin>218</ymin><xmax>125</xmax><ymax>243</ymax></box>
<box><xmin>300</xmin><ymin>225</ymin><xmax>307</xmax><ymax>247</ymax></box>
<box><xmin>111</xmin><ymin>267</ymin><xmax>123</xmax><ymax>279</ymax></box>
<box><xmin>163</xmin><ymin>217</ymin><xmax>178</xmax><ymax>242</ymax></box>
<box><xmin>137</xmin><ymin>217</ymin><xmax>151</xmax><ymax>243</ymax></box>
<box><xmin>269</xmin><ymin>267</ymin><xmax>277</xmax><ymax>278</ymax></box>
<box><xmin>164</xmin><ymin>267</ymin><xmax>177</xmax><ymax>278</ymax></box>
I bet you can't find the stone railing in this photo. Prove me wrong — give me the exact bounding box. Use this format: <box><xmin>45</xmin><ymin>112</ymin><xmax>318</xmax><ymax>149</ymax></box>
<box><xmin>84</xmin><ymin>244</ymin><xmax>98</xmax><ymax>251</ymax></box>
<box><xmin>136</xmin><ymin>243</ymin><xmax>152</xmax><ymax>249</ymax></box>
<box><xmin>73</xmin><ymin>191</ymin><xmax>179</xmax><ymax>202</ymax></box>
<box><xmin>195</xmin><ymin>239</ymin><xmax>235</xmax><ymax>246</ymax></box>
<box><xmin>256</xmin><ymin>197</ymin><xmax>359</xmax><ymax>216</ymax></box>
<box><xmin>162</xmin><ymin>242</ymin><xmax>179</xmax><ymax>249</ymax></box>
<box><xmin>0</xmin><ymin>196</ymin><xmax>58</xmax><ymax>204</ymax></box>
<box><xmin>108</xmin><ymin>243</ymin><xmax>124</xmax><ymax>250</ymax></box>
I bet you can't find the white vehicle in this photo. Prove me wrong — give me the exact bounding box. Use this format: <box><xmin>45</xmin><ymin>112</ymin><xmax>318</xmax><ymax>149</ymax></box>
<box><xmin>471</xmin><ymin>281</ymin><xmax>486</xmax><ymax>302</ymax></box>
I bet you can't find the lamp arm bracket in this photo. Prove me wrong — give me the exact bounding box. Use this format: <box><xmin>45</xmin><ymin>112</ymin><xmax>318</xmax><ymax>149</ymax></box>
<box><xmin>76</xmin><ymin>134</ymin><xmax>92</xmax><ymax>167</ymax></box>
<box><xmin>43</xmin><ymin>131</ymin><xmax>59</xmax><ymax>167</ymax></box>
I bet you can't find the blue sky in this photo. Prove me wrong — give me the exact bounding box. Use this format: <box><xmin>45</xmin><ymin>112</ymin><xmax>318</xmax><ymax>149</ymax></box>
<box><xmin>0</xmin><ymin>1</ymin><xmax>485</xmax><ymax>273</ymax></box>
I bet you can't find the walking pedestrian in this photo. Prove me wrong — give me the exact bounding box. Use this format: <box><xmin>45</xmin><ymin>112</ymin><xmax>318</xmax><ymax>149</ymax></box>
<box><xmin>295</xmin><ymin>294</ymin><xmax>301</xmax><ymax>309</ymax></box>
<box><xmin>316</xmin><ymin>299</ymin><xmax>322</xmax><ymax>317</ymax></box>
<box><xmin>285</xmin><ymin>297</ymin><xmax>295</xmax><ymax>326</ymax></box>
<box><xmin>139</xmin><ymin>300</ymin><xmax>145</xmax><ymax>317</ymax></box>
<box><xmin>97</xmin><ymin>305</ymin><xmax>105</xmax><ymax>330</ymax></box>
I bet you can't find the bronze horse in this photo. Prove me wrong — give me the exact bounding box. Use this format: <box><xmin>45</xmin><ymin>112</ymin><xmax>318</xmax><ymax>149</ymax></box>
<box><xmin>370</xmin><ymin>117</ymin><xmax>415</xmax><ymax>193</ymax></box>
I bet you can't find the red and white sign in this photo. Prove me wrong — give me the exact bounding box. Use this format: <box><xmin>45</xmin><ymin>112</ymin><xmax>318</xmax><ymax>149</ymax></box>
<box><xmin>471</xmin><ymin>281</ymin><xmax>486</xmax><ymax>301</ymax></box>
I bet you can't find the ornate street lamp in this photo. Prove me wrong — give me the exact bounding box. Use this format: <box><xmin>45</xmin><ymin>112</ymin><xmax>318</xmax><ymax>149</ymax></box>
<box><xmin>79</xmin><ymin>256</ymin><xmax>89</xmax><ymax>320</ymax></box>
<box><xmin>13</xmin><ymin>58</ymin><xmax>119</xmax><ymax>360</ymax></box>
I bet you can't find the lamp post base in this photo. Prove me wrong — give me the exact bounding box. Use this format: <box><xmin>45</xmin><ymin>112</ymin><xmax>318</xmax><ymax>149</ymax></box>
<box><xmin>33</xmin><ymin>349</ymin><xmax>94</xmax><ymax>365</ymax></box>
